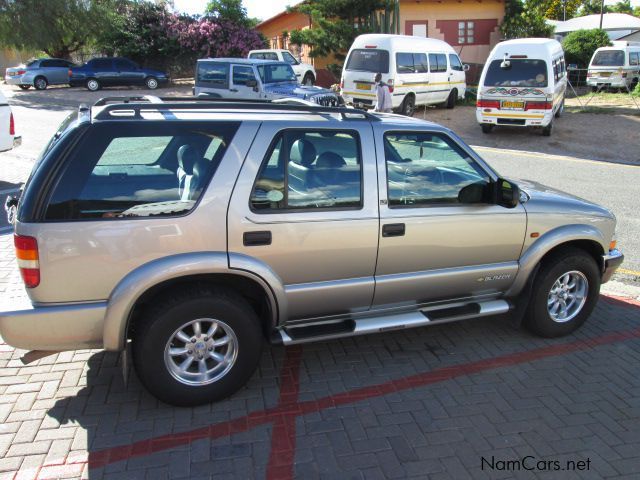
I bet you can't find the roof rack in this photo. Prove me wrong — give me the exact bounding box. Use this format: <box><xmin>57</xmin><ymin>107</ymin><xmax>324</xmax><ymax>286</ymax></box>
<box><xmin>90</xmin><ymin>96</ymin><xmax>380</xmax><ymax>122</ymax></box>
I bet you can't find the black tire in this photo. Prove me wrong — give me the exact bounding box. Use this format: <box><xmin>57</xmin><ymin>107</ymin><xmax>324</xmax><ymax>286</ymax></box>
<box><xmin>145</xmin><ymin>76</ymin><xmax>159</xmax><ymax>90</ymax></box>
<box><xmin>445</xmin><ymin>89</ymin><xmax>457</xmax><ymax>109</ymax></box>
<box><xmin>34</xmin><ymin>76</ymin><xmax>48</xmax><ymax>90</ymax></box>
<box><xmin>481</xmin><ymin>124</ymin><xmax>493</xmax><ymax>134</ymax></box>
<box><xmin>554</xmin><ymin>98</ymin><xmax>564</xmax><ymax>118</ymax></box>
<box><xmin>542</xmin><ymin>121</ymin><xmax>552</xmax><ymax>136</ymax></box>
<box><xmin>399</xmin><ymin>94</ymin><xmax>415</xmax><ymax>116</ymax></box>
<box><xmin>18</xmin><ymin>85</ymin><xmax>30</xmax><ymax>90</ymax></box>
<box><xmin>133</xmin><ymin>286</ymin><xmax>264</xmax><ymax>406</ymax></box>
<box><xmin>524</xmin><ymin>248</ymin><xmax>600</xmax><ymax>338</ymax></box>
<box><xmin>302</xmin><ymin>72</ymin><xmax>315</xmax><ymax>86</ymax></box>
<box><xmin>86</xmin><ymin>78</ymin><xmax>101</xmax><ymax>91</ymax></box>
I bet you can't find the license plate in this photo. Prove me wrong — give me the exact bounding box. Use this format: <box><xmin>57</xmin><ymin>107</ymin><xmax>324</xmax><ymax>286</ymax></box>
<box><xmin>599</xmin><ymin>72</ymin><xmax>611</xmax><ymax>77</ymax></box>
<box><xmin>8</xmin><ymin>72</ymin><xmax>16</xmax><ymax>76</ymax></box>
<box><xmin>355</xmin><ymin>82</ymin><xmax>371</xmax><ymax>90</ymax></box>
<box><xmin>501</xmin><ymin>101</ymin><xmax>524</xmax><ymax>110</ymax></box>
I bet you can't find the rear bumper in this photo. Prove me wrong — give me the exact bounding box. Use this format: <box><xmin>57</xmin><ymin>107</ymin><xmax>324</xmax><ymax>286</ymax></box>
<box><xmin>4</xmin><ymin>76</ymin><xmax>25</xmax><ymax>86</ymax></box>
<box><xmin>13</xmin><ymin>135</ymin><xmax>21</xmax><ymax>149</ymax></box>
<box><xmin>476</xmin><ymin>109</ymin><xmax>552</xmax><ymax>127</ymax></box>
<box><xmin>587</xmin><ymin>78</ymin><xmax>629</xmax><ymax>88</ymax></box>
<box><xmin>602</xmin><ymin>249</ymin><xmax>624</xmax><ymax>284</ymax></box>
<box><xmin>0</xmin><ymin>300</ymin><xmax>106</xmax><ymax>351</ymax></box>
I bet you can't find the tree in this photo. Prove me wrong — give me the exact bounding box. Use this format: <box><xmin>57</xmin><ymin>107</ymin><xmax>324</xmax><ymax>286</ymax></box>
<box><xmin>501</xmin><ymin>1</ymin><xmax>555</xmax><ymax>39</ymax></box>
<box><xmin>0</xmin><ymin>0</ymin><xmax>116</xmax><ymax>59</ymax></box>
<box><xmin>562</xmin><ymin>28</ymin><xmax>611</xmax><ymax>67</ymax></box>
<box><xmin>543</xmin><ymin>0</ymin><xmax>582</xmax><ymax>20</ymax></box>
<box><xmin>609</xmin><ymin>1</ymin><xmax>633</xmax><ymax>14</ymax></box>
<box><xmin>205</xmin><ymin>0</ymin><xmax>260</xmax><ymax>27</ymax></box>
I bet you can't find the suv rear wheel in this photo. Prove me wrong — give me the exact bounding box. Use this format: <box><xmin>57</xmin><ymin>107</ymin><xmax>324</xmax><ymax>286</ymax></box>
<box><xmin>86</xmin><ymin>78</ymin><xmax>101</xmax><ymax>91</ymax></box>
<box><xmin>133</xmin><ymin>286</ymin><xmax>263</xmax><ymax>406</ymax></box>
<box><xmin>525</xmin><ymin>249</ymin><xmax>600</xmax><ymax>338</ymax></box>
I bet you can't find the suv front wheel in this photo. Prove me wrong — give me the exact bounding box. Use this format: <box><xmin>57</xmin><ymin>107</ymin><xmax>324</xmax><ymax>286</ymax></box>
<box><xmin>525</xmin><ymin>249</ymin><xmax>600</xmax><ymax>338</ymax></box>
<box><xmin>133</xmin><ymin>286</ymin><xmax>263</xmax><ymax>406</ymax></box>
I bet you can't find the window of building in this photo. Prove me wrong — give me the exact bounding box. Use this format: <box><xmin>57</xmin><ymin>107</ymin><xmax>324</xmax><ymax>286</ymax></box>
<box><xmin>458</xmin><ymin>21</ymin><xmax>475</xmax><ymax>45</ymax></box>
<box><xmin>251</xmin><ymin>130</ymin><xmax>362</xmax><ymax>211</ymax></box>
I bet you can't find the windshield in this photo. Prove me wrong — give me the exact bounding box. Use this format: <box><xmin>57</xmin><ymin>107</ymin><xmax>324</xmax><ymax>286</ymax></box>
<box><xmin>345</xmin><ymin>49</ymin><xmax>389</xmax><ymax>73</ymax></box>
<box><xmin>592</xmin><ymin>50</ymin><xmax>625</xmax><ymax>67</ymax></box>
<box><xmin>257</xmin><ymin>64</ymin><xmax>296</xmax><ymax>83</ymax></box>
<box><xmin>484</xmin><ymin>59</ymin><xmax>548</xmax><ymax>88</ymax></box>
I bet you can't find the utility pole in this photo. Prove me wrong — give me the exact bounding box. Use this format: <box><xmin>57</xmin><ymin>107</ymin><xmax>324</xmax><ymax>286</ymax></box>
<box><xmin>599</xmin><ymin>0</ymin><xmax>605</xmax><ymax>29</ymax></box>
<box><xmin>562</xmin><ymin>0</ymin><xmax>567</xmax><ymax>22</ymax></box>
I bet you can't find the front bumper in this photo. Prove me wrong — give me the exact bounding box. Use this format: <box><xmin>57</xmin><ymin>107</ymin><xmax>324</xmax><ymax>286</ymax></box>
<box><xmin>0</xmin><ymin>300</ymin><xmax>106</xmax><ymax>351</ymax></box>
<box><xmin>602</xmin><ymin>248</ymin><xmax>624</xmax><ymax>283</ymax></box>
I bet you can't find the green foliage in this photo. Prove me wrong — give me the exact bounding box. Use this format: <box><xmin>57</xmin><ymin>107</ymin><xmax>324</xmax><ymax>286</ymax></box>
<box><xmin>501</xmin><ymin>1</ymin><xmax>555</xmax><ymax>39</ymax></box>
<box><xmin>562</xmin><ymin>28</ymin><xmax>611</xmax><ymax>67</ymax></box>
<box><xmin>205</xmin><ymin>0</ymin><xmax>260</xmax><ymax>27</ymax></box>
<box><xmin>543</xmin><ymin>0</ymin><xmax>582</xmax><ymax>20</ymax></box>
<box><xmin>580</xmin><ymin>0</ymin><xmax>638</xmax><ymax>16</ymax></box>
<box><xmin>608</xmin><ymin>0</ymin><xmax>633</xmax><ymax>14</ymax></box>
<box><xmin>0</xmin><ymin>0</ymin><xmax>117</xmax><ymax>59</ymax></box>
<box><xmin>288</xmin><ymin>0</ymin><xmax>399</xmax><ymax>62</ymax></box>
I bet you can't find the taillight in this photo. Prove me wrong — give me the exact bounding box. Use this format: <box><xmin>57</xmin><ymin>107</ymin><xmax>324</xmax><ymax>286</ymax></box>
<box><xmin>477</xmin><ymin>99</ymin><xmax>500</xmax><ymax>109</ymax></box>
<box><xmin>68</xmin><ymin>68</ymin><xmax>73</xmax><ymax>78</ymax></box>
<box><xmin>14</xmin><ymin>235</ymin><xmax>40</xmax><ymax>288</ymax></box>
<box><xmin>9</xmin><ymin>112</ymin><xmax>14</xmax><ymax>136</ymax></box>
<box><xmin>387</xmin><ymin>79</ymin><xmax>394</xmax><ymax>93</ymax></box>
<box><xmin>17</xmin><ymin>69</ymin><xmax>26</xmax><ymax>75</ymax></box>
<box><xmin>525</xmin><ymin>101</ymin><xmax>552</xmax><ymax>111</ymax></box>
<box><xmin>586</xmin><ymin>72</ymin><xmax>593</xmax><ymax>77</ymax></box>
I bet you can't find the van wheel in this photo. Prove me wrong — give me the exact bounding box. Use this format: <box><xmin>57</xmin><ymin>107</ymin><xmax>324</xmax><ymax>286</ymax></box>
<box><xmin>481</xmin><ymin>124</ymin><xmax>493</xmax><ymax>134</ymax></box>
<box><xmin>541</xmin><ymin>121</ymin><xmax>552</xmax><ymax>136</ymax></box>
<box><xmin>445</xmin><ymin>89</ymin><xmax>457</xmax><ymax>109</ymax></box>
<box><xmin>34</xmin><ymin>76</ymin><xmax>48</xmax><ymax>90</ymax></box>
<box><xmin>555</xmin><ymin>98</ymin><xmax>564</xmax><ymax>118</ymax></box>
<box><xmin>525</xmin><ymin>248</ymin><xmax>600</xmax><ymax>338</ymax></box>
<box><xmin>400</xmin><ymin>94</ymin><xmax>415</xmax><ymax>116</ymax></box>
<box><xmin>302</xmin><ymin>72</ymin><xmax>315</xmax><ymax>86</ymax></box>
<box><xmin>133</xmin><ymin>286</ymin><xmax>263</xmax><ymax>406</ymax></box>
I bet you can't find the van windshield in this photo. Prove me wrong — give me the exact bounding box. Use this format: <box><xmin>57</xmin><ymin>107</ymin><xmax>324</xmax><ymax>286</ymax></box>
<box><xmin>592</xmin><ymin>50</ymin><xmax>624</xmax><ymax>67</ymax></box>
<box><xmin>345</xmin><ymin>49</ymin><xmax>389</xmax><ymax>74</ymax></box>
<box><xmin>484</xmin><ymin>59</ymin><xmax>548</xmax><ymax>88</ymax></box>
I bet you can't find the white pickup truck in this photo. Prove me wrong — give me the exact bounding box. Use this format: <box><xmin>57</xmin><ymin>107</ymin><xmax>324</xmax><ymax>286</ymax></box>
<box><xmin>248</xmin><ymin>49</ymin><xmax>316</xmax><ymax>85</ymax></box>
<box><xmin>0</xmin><ymin>90</ymin><xmax>20</xmax><ymax>152</ymax></box>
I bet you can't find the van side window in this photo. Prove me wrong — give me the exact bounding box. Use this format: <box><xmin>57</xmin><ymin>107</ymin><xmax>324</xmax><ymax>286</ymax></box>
<box><xmin>396</xmin><ymin>53</ymin><xmax>415</xmax><ymax>73</ymax></box>
<box><xmin>449</xmin><ymin>54</ymin><xmax>463</xmax><ymax>71</ymax></box>
<box><xmin>250</xmin><ymin>130</ymin><xmax>362</xmax><ymax>211</ymax></box>
<box><xmin>429</xmin><ymin>54</ymin><xmax>447</xmax><ymax>73</ymax></box>
<box><xmin>414</xmin><ymin>54</ymin><xmax>428</xmax><ymax>73</ymax></box>
<box><xmin>631</xmin><ymin>53</ymin><xmax>639</xmax><ymax>66</ymax></box>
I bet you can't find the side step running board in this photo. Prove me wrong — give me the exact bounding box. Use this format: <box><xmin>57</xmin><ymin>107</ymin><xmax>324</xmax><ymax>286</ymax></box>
<box><xmin>276</xmin><ymin>300</ymin><xmax>510</xmax><ymax>345</ymax></box>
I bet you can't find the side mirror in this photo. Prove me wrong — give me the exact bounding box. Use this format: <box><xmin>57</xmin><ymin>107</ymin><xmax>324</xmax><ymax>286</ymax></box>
<box><xmin>458</xmin><ymin>181</ymin><xmax>489</xmax><ymax>204</ymax></box>
<box><xmin>246</xmin><ymin>79</ymin><xmax>257</xmax><ymax>88</ymax></box>
<box><xmin>496</xmin><ymin>178</ymin><xmax>520</xmax><ymax>208</ymax></box>
<box><xmin>463</xmin><ymin>64</ymin><xmax>470</xmax><ymax>72</ymax></box>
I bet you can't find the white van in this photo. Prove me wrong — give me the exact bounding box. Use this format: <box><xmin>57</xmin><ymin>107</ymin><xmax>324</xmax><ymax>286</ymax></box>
<box><xmin>476</xmin><ymin>38</ymin><xmax>567</xmax><ymax>136</ymax></box>
<box><xmin>587</xmin><ymin>41</ymin><xmax>640</xmax><ymax>91</ymax></box>
<box><xmin>341</xmin><ymin>34</ymin><xmax>467</xmax><ymax>115</ymax></box>
<box><xmin>0</xmin><ymin>90</ymin><xmax>20</xmax><ymax>152</ymax></box>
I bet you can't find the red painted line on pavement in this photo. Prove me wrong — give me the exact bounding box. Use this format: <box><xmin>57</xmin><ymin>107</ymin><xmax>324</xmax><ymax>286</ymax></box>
<box><xmin>266</xmin><ymin>345</ymin><xmax>304</xmax><ymax>480</ymax></box>
<box><xmin>86</xmin><ymin>319</ymin><xmax>640</xmax><ymax>471</ymax></box>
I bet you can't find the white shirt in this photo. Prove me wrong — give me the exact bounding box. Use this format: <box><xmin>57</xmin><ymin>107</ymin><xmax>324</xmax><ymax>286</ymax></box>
<box><xmin>375</xmin><ymin>82</ymin><xmax>393</xmax><ymax>112</ymax></box>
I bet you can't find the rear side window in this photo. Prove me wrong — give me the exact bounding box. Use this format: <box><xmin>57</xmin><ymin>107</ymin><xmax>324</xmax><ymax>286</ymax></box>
<box><xmin>197</xmin><ymin>62</ymin><xmax>228</xmax><ymax>87</ymax></box>
<box><xmin>232</xmin><ymin>65</ymin><xmax>257</xmax><ymax>85</ymax></box>
<box><xmin>429</xmin><ymin>54</ymin><xmax>447</xmax><ymax>73</ymax></box>
<box><xmin>90</xmin><ymin>59</ymin><xmax>113</xmax><ymax>70</ymax></box>
<box><xmin>396</xmin><ymin>53</ymin><xmax>428</xmax><ymax>73</ymax></box>
<box><xmin>346</xmin><ymin>49</ymin><xmax>389</xmax><ymax>74</ymax></box>
<box><xmin>484</xmin><ymin>59</ymin><xmax>548</xmax><ymax>87</ymax></box>
<box><xmin>44</xmin><ymin>122</ymin><xmax>239</xmax><ymax>220</ymax></box>
<box><xmin>630</xmin><ymin>52</ymin><xmax>639</xmax><ymax>66</ymax></box>
<box><xmin>250</xmin><ymin>130</ymin><xmax>362</xmax><ymax>211</ymax></box>
<box><xmin>449</xmin><ymin>54</ymin><xmax>463</xmax><ymax>71</ymax></box>
<box><xmin>592</xmin><ymin>50</ymin><xmax>625</xmax><ymax>67</ymax></box>
<box><xmin>250</xmin><ymin>52</ymin><xmax>278</xmax><ymax>61</ymax></box>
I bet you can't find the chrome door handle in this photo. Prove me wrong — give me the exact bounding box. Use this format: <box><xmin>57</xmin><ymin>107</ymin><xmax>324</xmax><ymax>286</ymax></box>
<box><xmin>230</xmin><ymin>88</ymin><xmax>238</xmax><ymax>92</ymax></box>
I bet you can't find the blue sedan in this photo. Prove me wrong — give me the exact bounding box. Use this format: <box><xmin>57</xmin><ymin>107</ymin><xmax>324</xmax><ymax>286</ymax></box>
<box><xmin>69</xmin><ymin>57</ymin><xmax>169</xmax><ymax>91</ymax></box>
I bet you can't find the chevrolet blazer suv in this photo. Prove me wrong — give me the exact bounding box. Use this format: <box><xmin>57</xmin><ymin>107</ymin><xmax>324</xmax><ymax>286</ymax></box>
<box><xmin>0</xmin><ymin>96</ymin><xmax>623</xmax><ymax>406</ymax></box>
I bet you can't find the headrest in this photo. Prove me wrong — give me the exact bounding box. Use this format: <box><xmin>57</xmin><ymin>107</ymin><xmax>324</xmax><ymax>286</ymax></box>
<box><xmin>290</xmin><ymin>139</ymin><xmax>317</xmax><ymax>167</ymax></box>
<box><xmin>177</xmin><ymin>145</ymin><xmax>198</xmax><ymax>175</ymax></box>
<box><xmin>316</xmin><ymin>151</ymin><xmax>346</xmax><ymax>169</ymax></box>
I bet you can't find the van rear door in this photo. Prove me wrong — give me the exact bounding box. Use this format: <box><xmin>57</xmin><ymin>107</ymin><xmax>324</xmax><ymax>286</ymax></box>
<box><xmin>343</xmin><ymin>49</ymin><xmax>389</xmax><ymax>107</ymax></box>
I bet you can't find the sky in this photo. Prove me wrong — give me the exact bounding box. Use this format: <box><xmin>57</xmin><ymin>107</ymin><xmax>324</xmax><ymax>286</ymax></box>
<box><xmin>172</xmin><ymin>0</ymin><xmax>640</xmax><ymax>22</ymax></box>
<box><xmin>172</xmin><ymin>0</ymin><xmax>295</xmax><ymax>21</ymax></box>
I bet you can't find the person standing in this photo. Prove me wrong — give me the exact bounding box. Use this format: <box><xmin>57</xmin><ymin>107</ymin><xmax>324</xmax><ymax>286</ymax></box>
<box><xmin>374</xmin><ymin>73</ymin><xmax>393</xmax><ymax>113</ymax></box>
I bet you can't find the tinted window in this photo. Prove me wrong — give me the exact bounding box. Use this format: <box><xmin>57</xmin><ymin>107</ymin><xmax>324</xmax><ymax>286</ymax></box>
<box><xmin>45</xmin><ymin>122</ymin><xmax>238</xmax><ymax>220</ymax></box>
<box><xmin>414</xmin><ymin>53</ymin><xmax>428</xmax><ymax>73</ymax></box>
<box><xmin>384</xmin><ymin>132</ymin><xmax>489</xmax><ymax>207</ymax></box>
<box><xmin>197</xmin><ymin>62</ymin><xmax>227</xmax><ymax>86</ymax></box>
<box><xmin>256</xmin><ymin>64</ymin><xmax>296</xmax><ymax>83</ymax></box>
<box><xmin>251</xmin><ymin>130</ymin><xmax>362</xmax><ymax>211</ymax></box>
<box><xmin>39</xmin><ymin>60</ymin><xmax>54</xmax><ymax>68</ymax></box>
<box><xmin>449</xmin><ymin>54</ymin><xmax>463</xmax><ymax>71</ymax></box>
<box><xmin>232</xmin><ymin>65</ymin><xmax>256</xmax><ymax>85</ymax></box>
<box><xmin>629</xmin><ymin>52</ymin><xmax>639</xmax><ymax>66</ymax></box>
<box><xmin>429</xmin><ymin>54</ymin><xmax>447</xmax><ymax>73</ymax></box>
<box><xmin>90</xmin><ymin>59</ymin><xmax>113</xmax><ymax>70</ymax></box>
<box><xmin>592</xmin><ymin>50</ymin><xmax>625</xmax><ymax>67</ymax></box>
<box><xmin>484</xmin><ymin>59</ymin><xmax>548</xmax><ymax>87</ymax></box>
<box><xmin>345</xmin><ymin>49</ymin><xmax>389</xmax><ymax>74</ymax></box>
<box><xmin>249</xmin><ymin>52</ymin><xmax>278</xmax><ymax>61</ymax></box>
<box><xmin>115</xmin><ymin>59</ymin><xmax>136</xmax><ymax>70</ymax></box>
<box><xmin>396</xmin><ymin>53</ymin><xmax>414</xmax><ymax>73</ymax></box>
<box><xmin>282</xmin><ymin>51</ymin><xmax>298</xmax><ymax>65</ymax></box>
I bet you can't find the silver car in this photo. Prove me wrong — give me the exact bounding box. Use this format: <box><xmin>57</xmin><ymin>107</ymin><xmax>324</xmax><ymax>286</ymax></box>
<box><xmin>5</xmin><ymin>58</ymin><xmax>75</xmax><ymax>90</ymax></box>
<box><xmin>0</xmin><ymin>96</ymin><xmax>624</xmax><ymax>406</ymax></box>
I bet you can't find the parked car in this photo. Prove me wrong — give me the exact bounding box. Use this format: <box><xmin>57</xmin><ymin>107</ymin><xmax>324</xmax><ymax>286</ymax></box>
<box><xmin>341</xmin><ymin>34</ymin><xmax>468</xmax><ymax>115</ymax></box>
<box><xmin>194</xmin><ymin>58</ymin><xmax>340</xmax><ymax>105</ymax></box>
<box><xmin>248</xmin><ymin>49</ymin><xmax>316</xmax><ymax>85</ymax></box>
<box><xmin>0</xmin><ymin>90</ymin><xmax>20</xmax><ymax>151</ymax></box>
<box><xmin>476</xmin><ymin>38</ymin><xmax>567</xmax><ymax>136</ymax></box>
<box><xmin>0</xmin><ymin>97</ymin><xmax>623</xmax><ymax>406</ymax></box>
<box><xmin>69</xmin><ymin>57</ymin><xmax>169</xmax><ymax>91</ymax></box>
<box><xmin>4</xmin><ymin>58</ymin><xmax>75</xmax><ymax>90</ymax></box>
<box><xmin>587</xmin><ymin>40</ymin><xmax>640</xmax><ymax>92</ymax></box>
